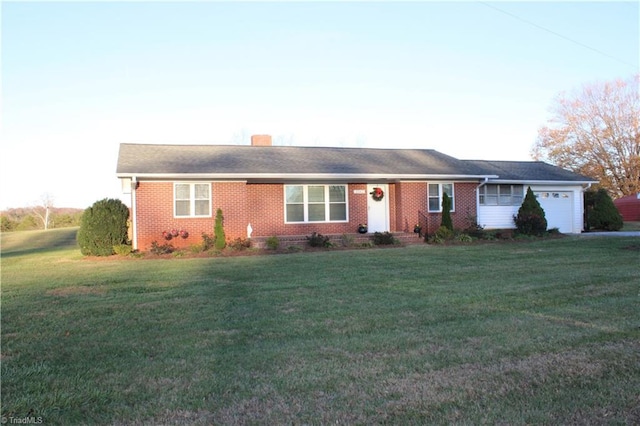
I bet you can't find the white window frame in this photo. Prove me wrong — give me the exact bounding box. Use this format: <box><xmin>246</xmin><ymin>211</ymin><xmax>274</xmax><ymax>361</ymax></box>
<box><xmin>479</xmin><ymin>184</ymin><xmax>524</xmax><ymax>206</ymax></box>
<box><xmin>173</xmin><ymin>182</ymin><xmax>212</xmax><ymax>218</ymax></box>
<box><xmin>284</xmin><ymin>184</ymin><xmax>348</xmax><ymax>223</ymax></box>
<box><xmin>428</xmin><ymin>183</ymin><xmax>455</xmax><ymax>213</ymax></box>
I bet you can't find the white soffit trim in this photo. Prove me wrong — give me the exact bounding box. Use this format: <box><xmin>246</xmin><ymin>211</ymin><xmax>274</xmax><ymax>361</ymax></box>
<box><xmin>487</xmin><ymin>179</ymin><xmax>598</xmax><ymax>185</ymax></box>
<box><xmin>116</xmin><ymin>173</ymin><xmax>500</xmax><ymax>180</ymax></box>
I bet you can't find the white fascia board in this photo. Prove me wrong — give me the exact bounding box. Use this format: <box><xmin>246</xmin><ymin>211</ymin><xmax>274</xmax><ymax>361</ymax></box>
<box><xmin>116</xmin><ymin>173</ymin><xmax>499</xmax><ymax>181</ymax></box>
<box><xmin>487</xmin><ymin>179</ymin><xmax>598</xmax><ymax>185</ymax></box>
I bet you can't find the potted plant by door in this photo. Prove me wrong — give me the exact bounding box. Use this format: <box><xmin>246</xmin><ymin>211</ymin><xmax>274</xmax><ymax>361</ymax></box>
<box><xmin>357</xmin><ymin>224</ymin><xmax>368</xmax><ymax>234</ymax></box>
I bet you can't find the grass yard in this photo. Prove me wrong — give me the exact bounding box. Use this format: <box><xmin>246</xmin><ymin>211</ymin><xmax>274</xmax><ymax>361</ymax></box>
<box><xmin>623</xmin><ymin>221</ymin><xmax>640</xmax><ymax>231</ymax></box>
<box><xmin>1</xmin><ymin>229</ymin><xmax>639</xmax><ymax>424</ymax></box>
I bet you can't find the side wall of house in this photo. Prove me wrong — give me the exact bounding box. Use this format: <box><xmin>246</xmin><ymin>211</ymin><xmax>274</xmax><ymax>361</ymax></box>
<box><xmin>134</xmin><ymin>180</ymin><xmax>479</xmax><ymax>250</ymax></box>
<box><xmin>424</xmin><ymin>182</ymin><xmax>477</xmax><ymax>235</ymax></box>
<box><xmin>395</xmin><ymin>182</ymin><xmax>427</xmax><ymax>233</ymax></box>
<box><xmin>245</xmin><ymin>182</ymin><xmax>383</xmax><ymax>237</ymax></box>
<box><xmin>134</xmin><ymin>181</ymin><xmax>250</xmax><ymax>251</ymax></box>
<box><xmin>477</xmin><ymin>184</ymin><xmax>585</xmax><ymax>233</ymax></box>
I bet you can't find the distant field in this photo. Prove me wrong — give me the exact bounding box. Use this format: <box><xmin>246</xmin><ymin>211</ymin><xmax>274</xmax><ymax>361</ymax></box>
<box><xmin>1</xmin><ymin>227</ymin><xmax>79</xmax><ymax>256</ymax></box>
<box><xmin>1</xmin><ymin>229</ymin><xmax>639</xmax><ymax>424</ymax></box>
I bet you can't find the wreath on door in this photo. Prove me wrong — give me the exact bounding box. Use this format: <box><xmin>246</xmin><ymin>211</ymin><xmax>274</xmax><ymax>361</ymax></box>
<box><xmin>370</xmin><ymin>187</ymin><xmax>384</xmax><ymax>201</ymax></box>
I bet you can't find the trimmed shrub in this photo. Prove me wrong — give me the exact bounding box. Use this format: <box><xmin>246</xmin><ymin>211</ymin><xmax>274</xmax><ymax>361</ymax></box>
<box><xmin>228</xmin><ymin>237</ymin><xmax>252</xmax><ymax>250</ymax></box>
<box><xmin>339</xmin><ymin>233</ymin><xmax>356</xmax><ymax>247</ymax></box>
<box><xmin>455</xmin><ymin>233</ymin><xmax>473</xmax><ymax>243</ymax></box>
<box><xmin>428</xmin><ymin>225</ymin><xmax>454</xmax><ymax>244</ymax></box>
<box><xmin>372</xmin><ymin>231</ymin><xmax>396</xmax><ymax>245</ymax></box>
<box><xmin>113</xmin><ymin>244</ymin><xmax>132</xmax><ymax>256</ymax></box>
<box><xmin>214</xmin><ymin>208</ymin><xmax>226</xmax><ymax>250</ymax></box>
<box><xmin>201</xmin><ymin>233</ymin><xmax>215</xmax><ymax>251</ymax></box>
<box><xmin>77</xmin><ymin>198</ymin><xmax>129</xmax><ymax>256</ymax></box>
<box><xmin>514</xmin><ymin>187</ymin><xmax>547</xmax><ymax>236</ymax></box>
<box><xmin>149</xmin><ymin>241</ymin><xmax>174</xmax><ymax>255</ymax></box>
<box><xmin>585</xmin><ymin>189</ymin><xmax>623</xmax><ymax>231</ymax></box>
<box><xmin>441</xmin><ymin>192</ymin><xmax>453</xmax><ymax>231</ymax></box>
<box><xmin>307</xmin><ymin>232</ymin><xmax>331</xmax><ymax>248</ymax></box>
<box><xmin>265</xmin><ymin>236</ymin><xmax>280</xmax><ymax>250</ymax></box>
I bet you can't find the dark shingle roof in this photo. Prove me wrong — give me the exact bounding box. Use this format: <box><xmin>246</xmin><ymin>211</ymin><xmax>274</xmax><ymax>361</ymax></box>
<box><xmin>116</xmin><ymin>143</ymin><xmax>596</xmax><ymax>183</ymax></box>
<box><xmin>116</xmin><ymin>144</ymin><xmax>490</xmax><ymax>177</ymax></box>
<box><xmin>464</xmin><ymin>160</ymin><xmax>596</xmax><ymax>183</ymax></box>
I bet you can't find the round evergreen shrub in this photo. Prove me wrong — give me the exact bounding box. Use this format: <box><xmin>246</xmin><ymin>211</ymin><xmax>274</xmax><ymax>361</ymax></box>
<box><xmin>77</xmin><ymin>198</ymin><xmax>130</xmax><ymax>256</ymax></box>
<box><xmin>586</xmin><ymin>188</ymin><xmax>623</xmax><ymax>231</ymax></box>
<box><xmin>514</xmin><ymin>187</ymin><xmax>547</xmax><ymax>236</ymax></box>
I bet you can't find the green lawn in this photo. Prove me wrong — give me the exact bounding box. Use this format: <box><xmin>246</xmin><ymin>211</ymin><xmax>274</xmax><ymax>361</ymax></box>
<box><xmin>623</xmin><ymin>221</ymin><xmax>640</xmax><ymax>231</ymax></box>
<box><xmin>1</xmin><ymin>230</ymin><xmax>639</xmax><ymax>424</ymax></box>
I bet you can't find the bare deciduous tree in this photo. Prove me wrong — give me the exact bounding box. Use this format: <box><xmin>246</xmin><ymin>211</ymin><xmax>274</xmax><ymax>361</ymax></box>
<box><xmin>31</xmin><ymin>193</ymin><xmax>55</xmax><ymax>230</ymax></box>
<box><xmin>532</xmin><ymin>75</ymin><xmax>640</xmax><ymax>198</ymax></box>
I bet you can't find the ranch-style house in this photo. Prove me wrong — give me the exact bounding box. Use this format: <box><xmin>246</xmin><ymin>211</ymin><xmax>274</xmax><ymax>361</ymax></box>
<box><xmin>116</xmin><ymin>135</ymin><xmax>597</xmax><ymax>251</ymax></box>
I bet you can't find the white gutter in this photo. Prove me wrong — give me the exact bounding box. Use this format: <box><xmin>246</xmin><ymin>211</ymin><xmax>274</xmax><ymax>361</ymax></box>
<box><xmin>477</xmin><ymin>177</ymin><xmax>489</xmax><ymax>189</ymax></box>
<box><xmin>487</xmin><ymin>179</ymin><xmax>598</xmax><ymax>186</ymax></box>
<box><xmin>116</xmin><ymin>172</ymin><xmax>500</xmax><ymax>181</ymax></box>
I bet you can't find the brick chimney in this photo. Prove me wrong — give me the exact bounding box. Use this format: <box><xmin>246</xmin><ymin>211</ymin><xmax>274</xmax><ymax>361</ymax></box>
<box><xmin>251</xmin><ymin>134</ymin><xmax>272</xmax><ymax>146</ymax></box>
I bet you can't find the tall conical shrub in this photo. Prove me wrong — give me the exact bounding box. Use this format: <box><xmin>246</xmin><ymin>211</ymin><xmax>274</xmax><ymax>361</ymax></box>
<box><xmin>214</xmin><ymin>208</ymin><xmax>226</xmax><ymax>250</ymax></box>
<box><xmin>514</xmin><ymin>187</ymin><xmax>547</xmax><ymax>235</ymax></box>
<box><xmin>77</xmin><ymin>198</ymin><xmax>129</xmax><ymax>256</ymax></box>
<box><xmin>441</xmin><ymin>192</ymin><xmax>453</xmax><ymax>231</ymax></box>
<box><xmin>586</xmin><ymin>188</ymin><xmax>623</xmax><ymax>231</ymax></box>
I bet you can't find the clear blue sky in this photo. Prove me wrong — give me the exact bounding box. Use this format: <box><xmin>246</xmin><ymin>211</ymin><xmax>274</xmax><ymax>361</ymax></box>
<box><xmin>1</xmin><ymin>1</ymin><xmax>638</xmax><ymax>210</ymax></box>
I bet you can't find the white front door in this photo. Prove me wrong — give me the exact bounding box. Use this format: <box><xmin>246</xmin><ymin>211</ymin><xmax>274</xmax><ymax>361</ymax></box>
<box><xmin>367</xmin><ymin>184</ymin><xmax>389</xmax><ymax>233</ymax></box>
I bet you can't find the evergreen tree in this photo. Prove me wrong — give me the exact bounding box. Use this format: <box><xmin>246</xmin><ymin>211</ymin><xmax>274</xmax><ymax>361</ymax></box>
<box><xmin>214</xmin><ymin>208</ymin><xmax>226</xmax><ymax>250</ymax></box>
<box><xmin>514</xmin><ymin>187</ymin><xmax>547</xmax><ymax>235</ymax></box>
<box><xmin>586</xmin><ymin>188</ymin><xmax>623</xmax><ymax>231</ymax></box>
<box><xmin>441</xmin><ymin>192</ymin><xmax>453</xmax><ymax>231</ymax></box>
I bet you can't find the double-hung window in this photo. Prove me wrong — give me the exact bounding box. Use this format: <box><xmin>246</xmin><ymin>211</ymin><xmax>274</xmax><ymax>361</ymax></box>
<box><xmin>428</xmin><ymin>183</ymin><xmax>454</xmax><ymax>212</ymax></box>
<box><xmin>174</xmin><ymin>183</ymin><xmax>211</xmax><ymax>217</ymax></box>
<box><xmin>479</xmin><ymin>184</ymin><xmax>523</xmax><ymax>206</ymax></box>
<box><xmin>285</xmin><ymin>185</ymin><xmax>347</xmax><ymax>223</ymax></box>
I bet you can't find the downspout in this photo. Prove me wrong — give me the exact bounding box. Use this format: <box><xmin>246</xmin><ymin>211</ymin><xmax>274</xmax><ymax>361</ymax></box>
<box><xmin>475</xmin><ymin>177</ymin><xmax>489</xmax><ymax>228</ymax></box>
<box><xmin>131</xmin><ymin>177</ymin><xmax>138</xmax><ymax>251</ymax></box>
<box><xmin>477</xmin><ymin>177</ymin><xmax>489</xmax><ymax>190</ymax></box>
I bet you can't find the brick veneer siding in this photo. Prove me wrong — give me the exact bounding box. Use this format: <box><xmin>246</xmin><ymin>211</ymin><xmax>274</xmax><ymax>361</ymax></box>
<box><xmin>246</xmin><ymin>183</ymin><xmax>376</xmax><ymax>237</ymax></box>
<box><xmin>423</xmin><ymin>182</ymin><xmax>477</xmax><ymax>235</ymax></box>
<box><xmin>135</xmin><ymin>181</ymin><xmax>250</xmax><ymax>250</ymax></box>
<box><xmin>396</xmin><ymin>182</ymin><xmax>428</xmax><ymax>233</ymax></box>
<box><xmin>134</xmin><ymin>180</ymin><xmax>479</xmax><ymax>250</ymax></box>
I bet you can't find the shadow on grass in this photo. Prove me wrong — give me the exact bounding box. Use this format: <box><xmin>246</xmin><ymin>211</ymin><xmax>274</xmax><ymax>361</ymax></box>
<box><xmin>1</xmin><ymin>228</ymin><xmax>79</xmax><ymax>258</ymax></box>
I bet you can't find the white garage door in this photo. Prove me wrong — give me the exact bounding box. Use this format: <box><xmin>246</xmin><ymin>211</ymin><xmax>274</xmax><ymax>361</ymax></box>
<box><xmin>534</xmin><ymin>191</ymin><xmax>574</xmax><ymax>233</ymax></box>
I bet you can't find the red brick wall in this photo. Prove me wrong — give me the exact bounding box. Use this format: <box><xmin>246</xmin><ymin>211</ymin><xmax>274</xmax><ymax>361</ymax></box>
<box><xmin>134</xmin><ymin>180</ymin><xmax>479</xmax><ymax>250</ymax></box>
<box><xmin>424</xmin><ymin>182</ymin><xmax>477</xmax><ymax>235</ymax></box>
<box><xmin>136</xmin><ymin>181</ymin><xmax>255</xmax><ymax>250</ymax></box>
<box><xmin>396</xmin><ymin>182</ymin><xmax>428</xmax><ymax>232</ymax></box>
<box><xmin>246</xmin><ymin>183</ymin><xmax>367</xmax><ymax>237</ymax></box>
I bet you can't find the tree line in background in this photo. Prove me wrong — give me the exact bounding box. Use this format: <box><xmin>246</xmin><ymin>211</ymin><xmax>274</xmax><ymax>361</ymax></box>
<box><xmin>0</xmin><ymin>207</ymin><xmax>83</xmax><ymax>232</ymax></box>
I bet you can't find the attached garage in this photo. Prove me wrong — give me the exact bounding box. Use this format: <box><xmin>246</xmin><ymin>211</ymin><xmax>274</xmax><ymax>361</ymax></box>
<box><xmin>534</xmin><ymin>191</ymin><xmax>574</xmax><ymax>233</ymax></box>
